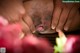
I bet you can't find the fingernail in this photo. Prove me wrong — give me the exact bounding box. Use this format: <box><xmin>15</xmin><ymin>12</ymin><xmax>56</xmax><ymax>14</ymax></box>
<box><xmin>32</xmin><ymin>30</ymin><xmax>36</xmax><ymax>33</ymax></box>
<box><xmin>56</xmin><ymin>29</ymin><xmax>60</xmax><ymax>32</ymax></box>
<box><xmin>51</xmin><ymin>26</ymin><xmax>55</xmax><ymax>30</ymax></box>
<box><xmin>0</xmin><ymin>16</ymin><xmax>8</xmax><ymax>26</ymax></box>
<box><xmin>64</xmin><ymin>27</ymin><xmax>68</xmax><ymax>31</ymax></box>
<box><xmin>20</xmin><ymin>32</ymin><xmax>25</xmax><ymax>39</ymax></box>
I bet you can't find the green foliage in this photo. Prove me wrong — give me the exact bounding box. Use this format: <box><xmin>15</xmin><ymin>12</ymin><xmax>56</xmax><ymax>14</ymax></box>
<box><xmin>54</xmin><ymin>35</ymin><xmax>67</xmax><ymax>53</ymax></box>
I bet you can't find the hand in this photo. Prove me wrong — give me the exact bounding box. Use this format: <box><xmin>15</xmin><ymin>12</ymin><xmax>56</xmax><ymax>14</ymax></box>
<box><xmin>52</xmin><ymin>0</ymin><xmax>80</xmax><ymax>32</ymax></box>
<box><xmin>0</xmin><ymin>16</ymin><xmax>8</xmax><ymax>26</ymax></box>
<box><xmin>0</xmin><ymin>0</ymin><xmax>25</xmax><ymax>23</ymax></box>
<box><xmin>0</xmin><ymin>0</ymin><xmax>32</xmax><ymax>34</ymax></box>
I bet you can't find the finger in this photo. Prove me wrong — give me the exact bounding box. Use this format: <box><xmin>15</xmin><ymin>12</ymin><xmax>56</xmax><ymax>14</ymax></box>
<box><xmin>0</xmin><ymin>0</ymin><xmax>25</xmax><ymax>22</ymax></box>
<box><xmin>0</xmin><ymin>16</ymin><xmax>8</xmax><ymax>26</ymax></box>
<box><xmin>19</xmin><ymin>19</ymin><xmax>31</xmax><ymax>34</ymax></box>
<box><xmin>23</xmin><ymin>15</ymin><xmax>36</xmax><ymax>33</ymax></box>
<box><xmin>51</xmin><ymin>0</ymin><xmax>63</xmax><ymax>30</ymax></box>
<box><xmin>0</xmin><ymin>7</ymin><xmax>10</xmax><ymax>21</ymax></box>
<box><xmin>56</xmin><ymin>5</ymin><xmax>71</xmax><ymax>31</ymax></box>
<box><xmin>51</xmin><ymin>6</ymin><xmax>62</xmax><ymax>30</ymax></box>
<box><xmin>64</xmin><ymin>6</ymin><xmax>79</xmax><ymax>31</ymax></box>
<box><xmin>67</xmin><ymin>10</ymin><xmax>80</xmax><ymax>31</ymax></box>
<box><xmin>0</xmin><ymin>0</ymin><xmax>16</xmax><ymax>22</ymax></box>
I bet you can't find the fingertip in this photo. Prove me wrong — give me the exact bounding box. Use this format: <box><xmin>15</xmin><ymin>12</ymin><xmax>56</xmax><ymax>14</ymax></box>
<box><xmin>32</xmin><ymin>30</ymin><xmax>36</xmax><ymax>34</ymax></box>
<box><xmin>64</xmin><ymin>27</ymin><xmax>69</xmax><ymax>31</ymax></box>
<box><xmin>56</xmin><ymin>29</ymin><xmax>61</xmax><ymax>33</ymax></box>
<box><xmin>51</xmin><ymin>26</ymin><xmax>55</xmax><ymax>30</ymax></box>
<box><xmin>0</xmin><ymin>16</ymin><xmax>9</xmax><ymax>26</ymax></box>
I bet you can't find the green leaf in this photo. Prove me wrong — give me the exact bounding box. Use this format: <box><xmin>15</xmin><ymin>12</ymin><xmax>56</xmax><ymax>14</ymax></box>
<box><xmin>54</xmin><ymin>36</ymin><xmax>67</xmax><ymax>53</ymax></box>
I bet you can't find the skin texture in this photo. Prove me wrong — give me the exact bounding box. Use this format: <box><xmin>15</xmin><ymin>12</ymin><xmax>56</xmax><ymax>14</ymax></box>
<box><xmin>0</xmin><ymin>16</ymin><xmax>8</xmax><ymax>26</ymax></box>
<box><xmin>0</xmin><ymin>0</ymin><xmax>80</xmax><ymax>34</ymax></box>
<box><xmin>68</xmin><ymin>10</ymin><xmax>80</xmax><ymax>31</ymax></box>
<box><xmin>23</xmin><ymin>0</ymin><xmax>54</xmax><ymax>33</ymax></box>
<box><xmin>52</xmin><ymin>0</ymin><xmax>80</xmax><ymax>32</ymax></box>
<box><xmin>0</xmin><ymin>0</ymin><xmax>31</xmax><ymax>34</ymax></box>
<box><xmin>0</xmin><ymin>0</ymin><xmax>25</xmax><ymax>22</ymax></box>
